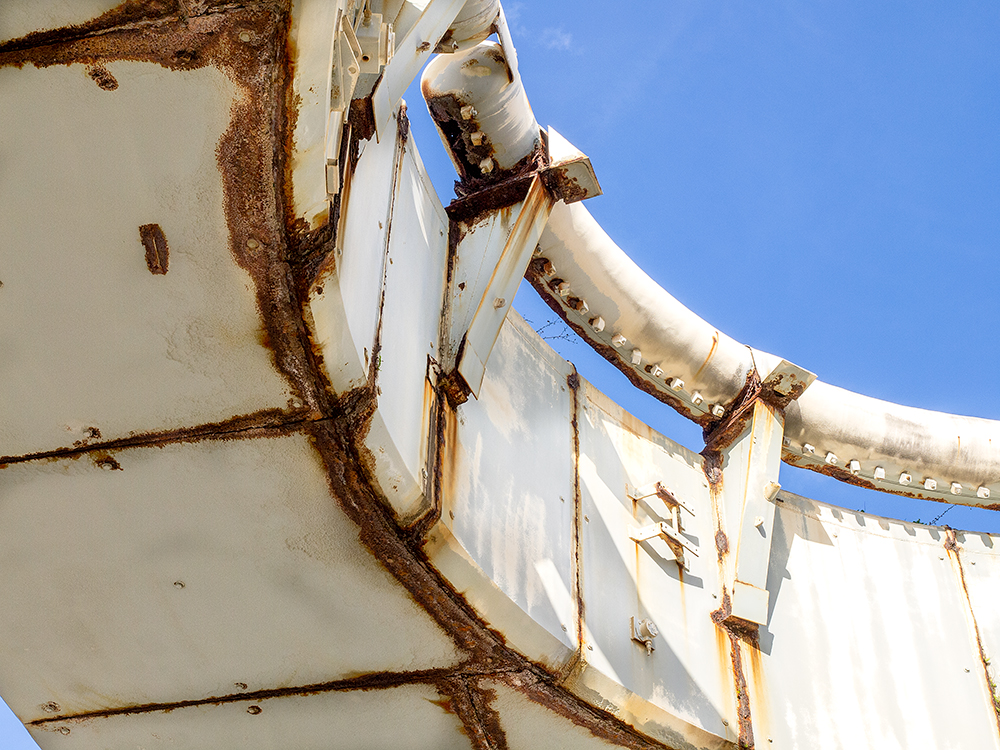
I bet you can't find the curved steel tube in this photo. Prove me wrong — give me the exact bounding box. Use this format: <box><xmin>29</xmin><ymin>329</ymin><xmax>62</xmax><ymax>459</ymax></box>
<box><xmin>535</xmin><ymin>200</ymin><xmax>1000</xmax><ymax>508</ymax></box>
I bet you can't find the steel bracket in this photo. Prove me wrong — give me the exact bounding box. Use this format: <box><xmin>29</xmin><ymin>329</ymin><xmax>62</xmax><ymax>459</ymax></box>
<box><xmin>628</xmin><ymin>481</ymin><xmax>698</xmax><ymax>571</ymax></box>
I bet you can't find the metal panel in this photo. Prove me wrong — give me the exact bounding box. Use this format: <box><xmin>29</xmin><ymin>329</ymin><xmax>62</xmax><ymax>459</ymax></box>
<box><xmin>572</xmin><ymin>380</ymin><xmax>732</xmax><ymax>749</ymax></box>
<box><xmin>0</xmin><ymin>62</ymin><xmax>294</xmax><ymax>458</ymax></box>
<box><xmin>0</xmin><ymin>1</ymin><xmax>121</xmax><ymax>44</ymax></box>
<box><xmin>483</xmin><ymin>678</ymin><xmax>624</xmax><ymax>750</ymax></box>
<box><xmin>309</xmin><ymin>124</ymin><xmax>400</xmax><ymax>393</ymax></box>
<box><xmin>425</xmin><ymin>312</ymin><xmax>577</xmax><ymax>669</ymax></box>
<box><xmin>28</xmin><ymin>684</ymin><xmax>472</xmax><ymax>750</ymax></box>
<box><xmin>287</xmin><ymin>0</ymin><xmax>343</xmax><ymax>231</ymax></box>
<box><xmin>0</xmin><ymin>434</ymin><xmax>460</xmax><ymax>722</ymax></box>
<box><xmin>760</xmin><ymin>493</ymin><xmax>1000</xmax><ymax>750</ymax></box>
<box><xmin>959</xmin><ymin>532</ymin><xmax>1000</xmax><ymax>736</ymax></box>
<box><xmin>362</xmin><ymin>138</ymin><xmax>449</xmax><ymax>522</ymax></box>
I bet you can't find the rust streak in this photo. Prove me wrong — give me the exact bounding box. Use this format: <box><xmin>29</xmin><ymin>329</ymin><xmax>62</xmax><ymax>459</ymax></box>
<box><xmin>139</xmin><ymin>223</ymin><xmax>168</xmax><ymax>274</ymax></box>
<box><xmin>568</xmin><ymin>369</ymin><xmax>585</xmax><ymax>649</ymax></box>
<box><xmin>945</xmin><ymin>529</ymin><xmax>1000</xmax><ymax>736</ymax></box>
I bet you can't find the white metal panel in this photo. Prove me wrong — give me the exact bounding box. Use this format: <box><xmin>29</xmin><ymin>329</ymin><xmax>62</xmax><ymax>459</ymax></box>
<box><xmin>0</xmin><ymin>62</ymin><xmax>294</xmax><ymax>458</ymax></box>
<box><xmin>287</xmin><ymin>0</ymin><xmax>343</xmax><ymax>230</ymax></box>
<box><xmin>0</xmin><ymin>433</ymin><xmax>460</xmax><ymax>723</ymax></box>
<box><xmin>362</xmin><ymin>138</ymin><xmax>448</xmax><ymax>522</ymax></box>
<box><xmin>483</xmin><ymin>678</ymin><xmax>624</xmax><ymax>750</ymax></box>
<box><xmin>426</xmin><ymin>312</ymin><xmax>577</xmax><ymax>669</ymax></box>
<box><xmin>959</xmin><ymin>531</ymin><xmax>1000</xmax><ymax>718</ymax></box>
<box><xmin>760</xmin><ymin>494</ymin><xmax>1000</xmax><ymax>750</ymax></box>
<box><xmin>573</xmin><ymin>381</ymin><xmax>733</xmax><ymax>749</ymax></box>
<box><xmin>0</xmin><ymin>1</ymin><xmax>120</xmax><ymax>44</ymax></box>
<box><xmin>309</xmin><ymin>126</ymin><xmax>399</xmax><ymax>393</ymax></box>
<box><xmin>28</xmin><ymin>684</ymin><xmax>472</xmax><ymax>750</ymax></box>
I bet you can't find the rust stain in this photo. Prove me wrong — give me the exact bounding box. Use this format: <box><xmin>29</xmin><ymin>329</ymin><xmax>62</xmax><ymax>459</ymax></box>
<box><xmin>86</xmin><ymin>63</ymin><xmax>118</xmax><ymax>90</ymax></box>
<box><xmin>944</xmin><ymin>529</ymin><xmax>1000</xmax><ymax>736</ymax></box>
<box><xmin>693</xmin><ymin>331</ymin><xmax>719</xmax><ymax>381</ymax></box>
<box><xmin>710</xmin><ymin>592</ymin><xmax>758</xmax><ymax>749</ymax></box>
<box><xmin>139</xmin><ymin>223</ymin><xmax>169</xmax><ymax>274</ymax></box>
<box><xmin>568</xmin><ymin>369</ymin><xmax>585</xmax><ymax>648</ymax></box>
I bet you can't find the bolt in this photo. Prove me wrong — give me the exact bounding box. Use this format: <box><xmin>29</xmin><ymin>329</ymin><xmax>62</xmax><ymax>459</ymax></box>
<box><xmin>246</xmin><ymin>238</ymin><xmax>259</xmax><ymax>249</ymax></box>
<box><xmin>723</xmin><ymin>720</ymin><xmax>729</xmax><ymax>727</ymax></box>
<box><xmin>924</xmin><ymin>478</ymin><xmax>937</xmax><ymax>491</ymax></box>
<box><xmin>611</xmin><ymin>333</ymin><xmax>627</xmax><ymax>347</ymax></box>
<box><xmin>552</xmin><ymin>279</ymin><xmax>571</xmax><ymax>297</ymax></box>
<box><xmin>58</xmin><ymin>727</ymin><xmax>70</xmax><ymax>735</ymax></box>
<box><xmin>235</xmin><ymin>683</ymin><xmax>248</xmax><ymax>690</ymax></box>
<box><xmin>649</xmin><ymin>364</ymin><xmax>663</xmax><ymax>379</ymax></box>
<box><xmin>587</xmin><ymin>644</ymin><xmax>593</xmax><ymax>651</ymax></box>
<box><xmin>710</xmin><ymin>404</ymin><xmax>725</xmax><ymax>417</ymax></box>
<box><xmin>874</xmin><ymin>466</ymin><xmax>886</xmax><ymax>481</ymax></box>
<box><xmin>41</xmin><ymin>702</ymin><xmax>60</xmax><ymax>713</ymax></box>
<box><xmin>584</xmin><ymin>515</ymin><xmax>590</xmax><ymax>523</ymax></box>
<box><xmin>978</xmin><ymin>486</ymin><xmax>991</xmax><ymax>499</ymax></box>
<box><xmin>825</xmin><ymin>452</ymin><xmax>838</xmax><ymax>466</ymax></box>
<box><xmin>692</xmin><ymin>391</ymin><xmax>704</xmax><ymax>406</ymax></box>
<box><xmin>174</xmin><ymin>581</ymin><xmax>185</xmax><ymax>589</ymax></box>
<box><xmin>470</xmin><ymin>131</ymin><xmax>485</xmax><ymax>146</ymax></box>
<box><xmin>589</xmin><ymin>316</ymin><xmax>605</xmax><ymax>332</ymax></box>
<box><xmin>631</xmin><ymin>349</ymin><xmax>642</xmax><ymax>365</ymax></box>
<box><xmin>848</xmin><ymin>459</ymin><xmax>861</xmax><ymax>475</ymax></box>
<box><xmin>951</xmin><ymin>482</ymin><xmax>963</xmax><ymax>495</ymax></box>
<box><xmin>247</xmin><ymin>705</ymin><xmax>262</xmax><ymax>715</ymax></box>
<box><xmin>239</xmin><ymin>31</ymin><xmax>251</xmax><ymax>42</ymax></box>
<box><xmin>803</xmin><ymin>443</ymin><xmax>815</xmax><ymax>454</ymax></box>
<box><xmin>561</xmin><ymin>624</ymin><xmax>567</xmax><ymax>631</ymax></box>
<box><xmin>493</xmin><ymin>297</ymin><xmax>505</xmax><ymax>309</ymax></box>
<box><xmin>479</xmin><ymin>157</ymin><xmax>494</xmax><ymax>174</ymax></box>
<box><xmin>754</xmin><ymin>516</ymin><xmax>764</xmax><ymax>528</ymax></box>
<box><xmin>899</xmin><ymin>472</ymin><xmax>912</xmax><ymax>486</ymax></box>
<box><xmin>667</xmin><ymin>377</ymin><xmax>684</xmax><ymax>391</ymax></box>
<box><xmin>460</xmin><ymin>104</ymin><xmax>476</xmax><ymax>120</ymax></box>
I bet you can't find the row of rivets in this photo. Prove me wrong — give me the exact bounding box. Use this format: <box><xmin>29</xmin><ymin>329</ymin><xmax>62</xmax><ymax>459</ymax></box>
<box><xmin>536</xmin><ymin>263</ymin><xmax>723</xmax><ymax>417</ymax></box>
<box><xmin>798</xmin><ymin>443</ymin><xmax>989</xmax><ymax>499</ymax></box>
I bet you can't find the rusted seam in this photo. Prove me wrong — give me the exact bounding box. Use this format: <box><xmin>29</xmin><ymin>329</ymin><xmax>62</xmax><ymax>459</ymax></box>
<box><xmin>0</xmin><ymin>409</ymin><xmax>309</xmax><ymax>467</ymax></box>
<box><xmin>28</xmin><ymin>667</ymin><xmax>459</xmax><ymax>726</ymax></box>
<box><xmin>567</xmin><ymin>368</ymin><xmax>585</xmax><ymax>650</ymax></box>
<box><xmin>945</xmin><ymin>529</ymin><xmax>1000</xmax><ymax>736</ymax></box>
<box><xmin>438</xmin><ymin>676</ymin><xmax>507</xmax><ymax>750</ymax></box>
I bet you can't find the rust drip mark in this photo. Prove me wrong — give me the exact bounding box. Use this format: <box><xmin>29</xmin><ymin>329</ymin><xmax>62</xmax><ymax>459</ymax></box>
<box><xmin>28</xmin><ymin>667</ymin><xmax>459</xmax><ymax>726</ymax></box>
<box><xmin>567</xmin><ymin>369</ymin><xmax>585</xmax><ymax>649</ymax></box>
<box><xmin>693</xmin><ymin>331</ymin><xmax>719</xmax><ymax>381</ymax></box>
<box><xmin>139</xmin><ymin>223</ymin><xmax>168</xmax><ymax>274</ymax></box>
<box><xmin>86</xmin><ymin>63</ymin><xmax>118</xmax><ymax>90</ymax></box>
<box><xmin>710</xmin><ymin>592</ymin><xmax>758</xmax><ymax>749</ymax></box>
<box><xmin>945</xmin><ymin>529</ymin><xmax>1000</xmax><ymax>736</ymax></box>
<box><xmin>0</xmin><ymin>408</ymin><xmax>306</xmax><ymax>468</ymax></box>
<box><xmin>438</xmin><ymin>677</ymin><xmax>508</xmax><ymax>750</ymax></box>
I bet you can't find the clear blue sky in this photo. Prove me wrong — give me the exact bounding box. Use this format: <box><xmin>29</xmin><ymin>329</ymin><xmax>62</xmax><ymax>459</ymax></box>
<box><xmin>3</xmin><ymin>2</ymin><xmax>998</xmax><ymax>746</ymax></box>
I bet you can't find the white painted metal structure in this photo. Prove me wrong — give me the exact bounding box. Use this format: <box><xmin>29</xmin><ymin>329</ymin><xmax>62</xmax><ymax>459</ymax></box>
<box><xmin>1</xmin><ymin>2</ymin><xmax>998</xmax><ymax>750</ymax></box>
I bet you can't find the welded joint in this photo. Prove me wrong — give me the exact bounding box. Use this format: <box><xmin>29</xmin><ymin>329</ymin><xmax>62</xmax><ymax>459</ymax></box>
<box><xmin>538</xmin><ymin>127</ymin><xmax>602</xmax><ymax>204</ymax></box>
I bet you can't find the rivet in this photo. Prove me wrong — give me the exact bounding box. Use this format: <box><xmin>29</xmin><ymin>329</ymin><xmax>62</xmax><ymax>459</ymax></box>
<box><xmin>245</xmin><ymin>238</ymin><xmax>259</xmax><ymax>249</ymax></box>
<box><xmin>493</xmin><ymin>297</ymin><xmax>505</xmax><ymax>309</ymax></box>
<box><xmin>449</xmin><ymin>510</ymin><xmax>455</xmax><ymax>519</ymax></box>
<box><xmin>41</xmin><ymin>702</ymin><xmax>60</xmax><ymax>713</ymax></box>
<box><xmin>239</xmin><ymin>31</ymin><xmax>251</xmax><ymax>42</ymax></box>
<box><xmin>58</xmin><ymin>727</ymin><xmax>70</xmax><ymax>735</ymax></box>
<box><xmin>174</xmin><ymin>581</ymin><xmax>185</xmax><ymax>589</ymax></box>
<box><xmin>247</xmin><ymin>705</ymin><xmax>262</xmax><ymax>715</ymax></box>
<box><xmin>584</xmin><ymin>515</ymin><xmax>590</xmax><ymax>523</ymax></box>
<box><xmin>235</xmin><ymin>683</ymin><xmax>248</xmax><ymax>690</ymax></box>
<box><xmin>289</xmin><ymin>397</ymin><xmax>304</xmax><ymax>408</ymax></box>
<box><xmin>587</xmin><ymin>644</ymin><xmax>594</xmax><ymax>651</ymax></box>
<box><xmin>561</xmin><ymin>624</ymin><xmax>567</xmax><ymax>631</ymax></box>
<box><xmin>722</xmin><ymin>720</ymin><xmax>729</xmax><ymax>727</ymax></box>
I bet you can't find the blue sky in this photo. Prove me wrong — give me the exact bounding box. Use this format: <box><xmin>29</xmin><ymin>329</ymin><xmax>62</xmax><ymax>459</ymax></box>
<box><xmin>2</xmin><ymin>2</ymin><xmax>999</xmax><ymax>746</ymax></box>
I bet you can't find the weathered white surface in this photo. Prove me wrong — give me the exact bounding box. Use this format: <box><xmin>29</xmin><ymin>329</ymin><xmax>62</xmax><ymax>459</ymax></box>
<box><xmin>484</xmin><ymin>678</ymin><xmax>623</xmax><ymax>750</ymax></box>
<box><xmin>0</xmin><ymin>433</ymin><xmax>460</xmax><ymax>722</ymax></box>
<box><xmin>309</xmin><ymin>125</ymin><xmax>399</xmax><ymax>393</ymax></box>
<box><xmin>571</xmin><ymin>381</ymin><xmax>732</xmax><ymax>749</ymax></box>
<box><xmin>362</xmin><ymin>138</ymin><xmax>448</xmax><ymax>522</ymax></box>
<box><xmin>287</xmin><ymin>0</ymin><xmax>340</xmax><ymax>231</ymax></box>
<box><xmin>426</xmin><ymin>312</ymin><xmax>577</xmax><ymax>669</ymax></box>
<box><xmin>761</xmin><ymin>493</ymin><xmax>1000</xmax><ymax>750</ymax></box>
<box><xmin>28</xmin><ymin>684</ymin><xmax>472</xmax><ymax>750</ymax></box>
<box><xmin>0</xmin><ymin>62</ymin><xmax>293</xmax><ymax>458</ymax></box>
<box><xmin>0</xmin><ymin>1</ymin><xmax>120</xmax><ymax>44</ymax></box>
